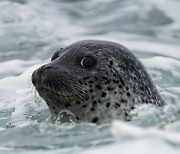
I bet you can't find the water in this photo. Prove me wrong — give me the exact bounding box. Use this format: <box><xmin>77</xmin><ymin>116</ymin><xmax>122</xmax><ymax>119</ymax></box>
<box><xmin>0</xmin><ymin>0</ymin><xmax>180</xmax><ymax>153</ymax></box>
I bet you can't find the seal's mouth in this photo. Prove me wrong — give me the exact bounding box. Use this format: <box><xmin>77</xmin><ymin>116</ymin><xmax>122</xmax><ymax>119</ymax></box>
<box><xmin>32</xmin><ymin>67</ymin><xmax>89</xmax><ymax>107</ymax></box>
<box><xmin>37</xmin><ymin>86</ymin><xmax>79</xmax><ymax>102</ymax></box>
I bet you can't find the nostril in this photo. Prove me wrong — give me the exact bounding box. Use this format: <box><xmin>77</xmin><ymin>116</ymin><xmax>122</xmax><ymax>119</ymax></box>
<box><xmin>41</xmin><ymin>65</ymin><xmax>53</xmax><ymax>73</ymax></box>
<box><xmin>31</xmin><ymin>65</ymin><xmax>53</xmax><ymax>87</ymax></box>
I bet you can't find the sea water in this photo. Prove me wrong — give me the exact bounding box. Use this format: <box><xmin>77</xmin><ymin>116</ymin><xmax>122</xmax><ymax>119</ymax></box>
<box><xmin>0</xmin><ymin>0</ymin><xmax>180</xmax><ymax>153</ymax></box>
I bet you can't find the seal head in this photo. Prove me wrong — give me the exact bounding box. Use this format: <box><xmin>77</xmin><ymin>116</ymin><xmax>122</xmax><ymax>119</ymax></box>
<box><xmin>32</xmin><ymin>40</ymin><xmax>165</xmax><ymax>124</ymax></box>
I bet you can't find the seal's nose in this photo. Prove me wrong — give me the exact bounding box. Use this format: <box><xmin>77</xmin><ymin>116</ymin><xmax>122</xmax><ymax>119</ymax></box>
<box><xmin>31</xmin><ymin>69</ymin><xmax>39</xmax><ymax>87</ymax></box>
<box><xmin>31</xmin><ymin>64</ymin><xmax>54</xmax><ymax>87</ymax></box>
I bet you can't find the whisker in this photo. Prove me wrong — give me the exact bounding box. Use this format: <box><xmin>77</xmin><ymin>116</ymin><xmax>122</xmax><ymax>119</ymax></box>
<box><xmin>61</xmin><ymin>81</ymin><xmax>86</xmax><ymax>102</ymax></box>
<box><xmin>64</xmin><ymin>81</ymin><xmax>99</xmax><ymax>108</ymax></box>
<box><xmin>55</xmin><ymin>80</ymin><xmax>76</xmax><ymax>103</ymax></box>
<box><xmin>48</xmin><ymin>77</ymin><xmax>99</xmax><ymax>109</ymax></box>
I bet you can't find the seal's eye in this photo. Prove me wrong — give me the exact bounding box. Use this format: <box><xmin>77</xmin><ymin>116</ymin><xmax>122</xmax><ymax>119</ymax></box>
<box><xmin>51</xmin><ymin>51</ymin><xmax>59</xmax><ymax>61</ymax></box>
<box><xmin>80</xmin><ymin>56</ymin><xmax>96</xmax><ymax>69</ymax></box>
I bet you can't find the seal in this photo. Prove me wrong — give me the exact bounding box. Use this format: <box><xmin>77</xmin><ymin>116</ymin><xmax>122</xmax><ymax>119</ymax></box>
<box><xmin>31</xmin><ymin>40</ymin><xmax>165</xmax><ymax>124</ymax></box>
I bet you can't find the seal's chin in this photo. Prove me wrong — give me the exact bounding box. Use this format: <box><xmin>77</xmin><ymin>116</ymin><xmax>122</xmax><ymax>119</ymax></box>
<box><xmin>35</xmin><ymin>86</ymin><xmax>83</xmax><ymax>123</ymax></box>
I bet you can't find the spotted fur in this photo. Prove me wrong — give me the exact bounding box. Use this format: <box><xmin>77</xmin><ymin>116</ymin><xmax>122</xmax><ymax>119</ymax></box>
<box><xmin>32</xmin><ymin>40</ymin><xmax>165</xmax><ymax>124</ymax></box>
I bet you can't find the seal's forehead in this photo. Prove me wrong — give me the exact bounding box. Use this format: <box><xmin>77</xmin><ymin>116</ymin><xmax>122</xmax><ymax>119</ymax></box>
<box><xmin>69</xmin><ymin>40</ymin><xmax>116</xmax><ymax>48</ymax></box>
<box><xmin>60</xmin><ymin>40</ymin><xmax>131</xmax><ymax>60</ymax></box>
<box><xmin>62</xmin><ymin>40</ymin><xmax>105</xmax><ymax>56</ymax></box>
<box><xmin>67</xmin><ymin>40</ymin><xmax>129</xmax><ymax>53</ymax></box>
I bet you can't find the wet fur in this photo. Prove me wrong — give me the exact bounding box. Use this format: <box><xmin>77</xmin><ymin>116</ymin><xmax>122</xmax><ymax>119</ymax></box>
<box><xmin>32</xmin><ymin>40</ymin><xmax>165</xmax><ymax>124</ymax></box>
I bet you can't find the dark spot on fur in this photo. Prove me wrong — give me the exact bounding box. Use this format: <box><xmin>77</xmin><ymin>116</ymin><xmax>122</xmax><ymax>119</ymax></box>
<box><xmin>88</xmin><ymin>80</ymin><xmax>94</xmax><ymax>83</ymax></box>
<box><xmin>109</xmin><ymin>60</ymin><xmax>113</xmax><ymax>66</ymax></box>
<box><xmin>95</xmin><ymin>85</ymin><xmax>102</xmax><ymax>90</ymax></box>
<box><xmin>78</xmin><ymin>90</ymin><xmax>83</xmax><ymax>94</ymax></box>
<box><xmin>64</xmin><ymin>103</ymin><xmax>71</xmax><ymax>108</ymax></box>
<box><xmin>119</xmin><ymin>84</ymin><xmax>123</xmax><ymax>89</ymax></box>
<box><xmin>115</xmin><ymin>103</ymin><xmax>120</xmax><ymax>108</ymax></box>
<box><xmin>133</xmin><ymin>77</ymin><xmax>137</xmax><ymax>80</ymax></box>
<box><xmin>152</xmin><ymin>96</ymin><xmax>156</xmax><ymax>100</ymax></box>
<box><xmin>145</xmin><ymin>85</ymin><xmax>149</xmax><ymax>91</ymax></box>
<box><xmin>113</xmin><ymin>73</ymin><xmax>118</xmax><ymax>78</ymax></box>
<box><xmin>89</xmin><ymin>89</ymin><xmax>93</xmax><ymax>93</ymax></box>
<box><xmin>131</xmin><ymin>106</ymin><xmax>135</xmax><ymax>110</ymax></box>
<box><xmin>92</xmin><ymin>101</ymin><xmax>97</xmax><ymax>106</ymax></box>
<box><xmin>119</xmin><ymin>77</ymin><xmax>125</xmax><ymax>86</ymax></box>
<box><xmin>78</xmin><ymin>80</ymin><xmax>83</xmax><ymax>84</ymax></box>
<box><xmin>127</xmin><ymin>92</ymin><xmax>131</xmax><ymax>97</ymax></box>
<box><xmin>101</xmin><ymin>76</ymin><xmax>108</xmax><ymax>80</ymax></box>
<box><xmin>91</xmin><ymin>95</ymin><xmax>95</xmax><ymax>99</ymax></box>
<box><xmin>107</xmin><ymin>87</ymin><xmax>114</xmax><ymax>91</ymax></box>
<box><xmin>108</xmin><ymin>64</ymin><xmax>112</xmax><ymax>68</ymax></box>
<box><xmin>140</xmin><ymin>86</ymin><xmax>144</xmax><ymax>91</ymax></box>
<box><xmin>115</xmin><ymin>69</ymin><xmax>118</xmax><ymax>73</ymax></box>
<box><xmin>82</xmin><ymin>105</ymin><xmax>87</xmax><ymax>108</ymax></box>
<box><xmin>120</xmin><ymin>65</ymin><xmax>126</xmax><ymax>71</ymax></box>
<box><xmin>133</xmin><ymin>87</ymin><xmax>136</xmax><ymax>93</ymax></box>
<box><xmin>125</xmin><ymin>113</ymin><xmax>129</xmax><ymax>117</ymax></box>
<box><xmin>76</xmin><ymin>101</ymin><xmax>81</xmax><ymax>105</ymax></box>
<box><xmin>91</xmin><ymin>107</ymin><xmax>95</xmax><ymax>111</ymax></box>
<box><xmin>92</xmin><ymin>117</ymin><xmax>99</xmax><ymax>123</ymax></box>
<box><xmin>85</xmin><ymin>96</ymin><xmax>90</xmax><ymax>101</ymax></box>
<box><xmin>101</xmin><ymin>92</ymin><xmax>106</xmax><ymax>97</ymax></box>
<box><xmin>106</xmin><ymin>102</ymin><xmax>111</xmax><ymax>108</ymax></box>
<box><xmin>121</xmin><ymin>99</ymin><xmax>127</xmax><ymax>103</ymax></box>
<box><xmin>105</xmin><ymin>79</ymin><xmax>111</xmax><ymax>84</ymax></box>
<box><xmin>147</xmin><ymin>90</ymin><xmax>151</xmax><ymax>95</ymax></box>
<box><xmin>112</xmin><ymin>68</ymin><xmax>116</xmax><ymax>71</ymax></box>
<box><xmin>83</xmin><ymin>76</ymin><xmax>89</xmax><ymax>80</ymax></box>
<box><xmin>129</xmin><ymin>68</ymin><xmax>133</xmax><ymax>72</ymax></box>
<box><xmin>113</xmin><ymin>80</ymin><xmax>119</xmax><ymax>83</ymax></box>
<box><xmin>52</xmin><ymin>106</ymin><xmax>55</xmax><ymax>109</ymax></box>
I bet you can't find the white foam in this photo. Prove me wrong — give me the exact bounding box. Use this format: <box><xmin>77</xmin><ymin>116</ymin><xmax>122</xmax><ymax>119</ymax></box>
<box><xmin>10</xmin><ymin>88</ymin><xmax>47</xmax><ymax>126</ymax></box>
<box><xmin>81</xmin><ymin>121</ymin><xmax>180</xmax><ymax>154</ymax></box>
<box><xmin>82</xmin><ymin>139</ymin><xmax>179</xmax><ymax>154</ymax></box>
<box><xmin>0</xmin><ymin>59</ymin><xmax>41</xmax><ymax>78</ymax></box>
<box><xmin>141</xmin><ymin>56</ymin><xmax>180</xmax><ymax>70</ymax></box>
<box><xmin>0</xmin><ymin>63</ymin><xmax>44</xmax><ymax>108</ymax></box>
<box><xmin>111</xmin><ymin>121</ymin><xmax>180</xmax><ymax>142</ymax></box>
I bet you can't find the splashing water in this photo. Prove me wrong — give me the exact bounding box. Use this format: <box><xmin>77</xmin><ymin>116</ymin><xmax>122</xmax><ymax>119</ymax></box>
<box><xmin>0</xmin><ymin>0</ymin><xmax>180</xmax><ymax>153</ymax></box>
